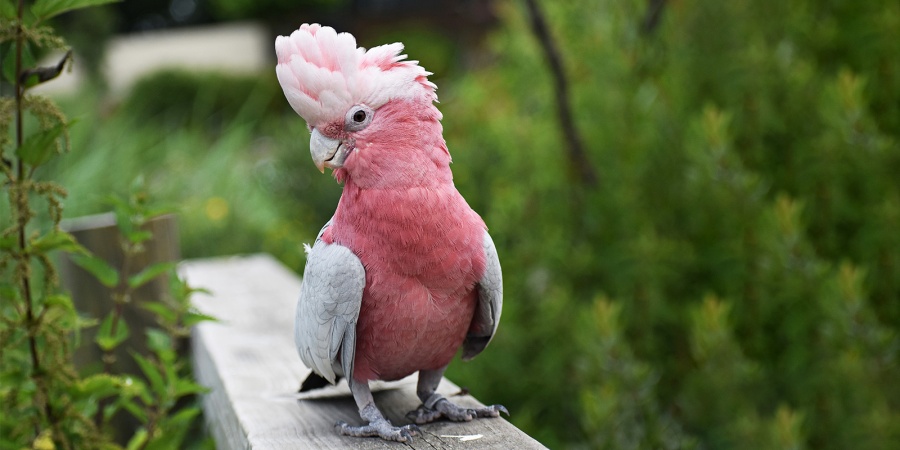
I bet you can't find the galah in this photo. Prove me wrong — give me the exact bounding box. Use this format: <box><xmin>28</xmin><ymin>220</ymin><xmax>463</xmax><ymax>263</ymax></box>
<box><xmin>275</xmin><ymin>24</ymin><xmax>506</xmax><ymax>442</ymax></box>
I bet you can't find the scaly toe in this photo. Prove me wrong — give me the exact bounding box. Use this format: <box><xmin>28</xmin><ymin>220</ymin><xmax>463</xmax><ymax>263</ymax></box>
<box><xmin>434</xmin><ymin>400</ymin><xmax>476</xmax><ymax>422</ymax></box>
<box><xmin>407</xmin><ymin>405</ymin><xmax>444</xmax><ymax>425</ymax></box>
<box><xmin>335</xmin><ymin>419</ymin><xmax>419</xmax><ymax>442</ymax></box>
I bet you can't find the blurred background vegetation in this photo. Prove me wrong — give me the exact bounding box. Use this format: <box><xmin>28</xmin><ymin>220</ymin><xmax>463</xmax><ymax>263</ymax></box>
<box><xmin>26</xmin><ymin>0</ymin><xmax>900</xmax><ymax>447</ymax></box>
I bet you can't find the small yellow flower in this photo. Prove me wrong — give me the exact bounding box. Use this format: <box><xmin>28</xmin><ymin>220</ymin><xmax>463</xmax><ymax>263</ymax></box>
<box><xmin>204</xmin><ymin>197</ymin><xmax>229</xmax><ymax>221</ymax></box>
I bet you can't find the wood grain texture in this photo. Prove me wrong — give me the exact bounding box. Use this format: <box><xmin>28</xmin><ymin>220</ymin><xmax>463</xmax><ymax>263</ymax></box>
<box><xmin>182</xmin><ymin>254</ymin><xmax>545</xmax><ymax>449</ymax></box>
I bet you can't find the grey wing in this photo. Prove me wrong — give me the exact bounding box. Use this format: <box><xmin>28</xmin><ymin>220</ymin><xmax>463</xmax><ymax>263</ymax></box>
<box><xmin>462</xmin><ymin>229</ymin><xmax>503</xmax><ymax>361</ymax></box>
<box><xmin>295</xmin><ymin>220</ymin><xmax>365</xmax><ymax>384</ymax></box>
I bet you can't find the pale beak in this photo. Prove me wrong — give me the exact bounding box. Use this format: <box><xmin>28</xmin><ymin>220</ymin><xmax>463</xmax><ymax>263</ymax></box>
<box><xmin>310</xmin><ymin>128</ymin><xmax>343</xmax><ymax>173</ymax></box>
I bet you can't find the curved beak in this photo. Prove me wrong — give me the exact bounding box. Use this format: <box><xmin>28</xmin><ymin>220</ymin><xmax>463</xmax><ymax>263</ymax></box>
<box><xmin>310</xmin><ymin>128</ymin><xmax>343</xmax><ymax>173</ymax></box>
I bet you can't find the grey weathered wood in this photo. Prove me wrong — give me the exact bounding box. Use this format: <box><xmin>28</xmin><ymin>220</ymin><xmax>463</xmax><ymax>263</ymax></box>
<box><xmin>182</xmin><ymin>254</ymin><xmax>546</xmax><ymax>449</ymax></box>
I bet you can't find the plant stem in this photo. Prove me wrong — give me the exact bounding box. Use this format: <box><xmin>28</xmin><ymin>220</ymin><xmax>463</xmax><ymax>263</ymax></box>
<box><xmin>94</xmin><ymin>241</ymin><xmax>134</xmax><ymax>427</ymax></box>
<box><xmin>14</xmin><ymin>0</ymin><xmax>60</xmax><ymax>442</ymax></box>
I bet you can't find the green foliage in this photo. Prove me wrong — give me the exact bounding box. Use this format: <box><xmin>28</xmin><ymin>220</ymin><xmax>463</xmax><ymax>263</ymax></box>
<box><xmin>440</xmin><ymin>0</ymin><xmax>900</xmax><ymax>447</ymax></box>
<box><xmin>1</xmin><ymin>1</ymin><xmax>212</xmax><ymax>448</ymax></box>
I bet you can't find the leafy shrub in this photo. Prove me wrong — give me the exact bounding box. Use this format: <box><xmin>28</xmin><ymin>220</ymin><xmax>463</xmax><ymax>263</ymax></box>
<box><xmin>441</xmin><ymin>0</ymin><xmax>900</xmax><ymax>447</ymax></box>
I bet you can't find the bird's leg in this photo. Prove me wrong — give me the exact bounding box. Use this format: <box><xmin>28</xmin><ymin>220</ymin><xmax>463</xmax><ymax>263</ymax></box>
<box><xmin>406</xmin><ymin>365</ymin><xmax>509</xmax><ymax>425</ymax></box>
<box><xmin>336</xmin><ymin>377</ymin><xmax>419</xmax><ymax>442</ymax></box>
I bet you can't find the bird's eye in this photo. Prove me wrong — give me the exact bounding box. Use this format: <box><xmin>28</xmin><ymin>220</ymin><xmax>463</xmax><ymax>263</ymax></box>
<box><xmin>345</xmin><ymin>105</ymin><xmax>373</xmax><ymax>131</ymax></box>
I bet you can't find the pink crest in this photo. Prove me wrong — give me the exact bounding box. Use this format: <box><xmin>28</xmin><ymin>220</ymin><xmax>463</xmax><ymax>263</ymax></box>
<box><xmin>275</xmin><ymin>24</ymin><xmax>437</xmax><ymax>127</ymax></box>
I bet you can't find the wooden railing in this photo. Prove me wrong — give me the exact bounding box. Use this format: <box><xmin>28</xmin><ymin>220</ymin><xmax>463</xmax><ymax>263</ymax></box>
<box><xmin>182</xmin><ymin>254</ymin><xmax>545</xmax><ymax>449</ymax></box>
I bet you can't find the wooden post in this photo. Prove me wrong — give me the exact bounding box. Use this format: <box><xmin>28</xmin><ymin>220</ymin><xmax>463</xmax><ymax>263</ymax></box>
<box><xmin>58</xmin><ymin>212</ymin><xmax>180</xmax><ymax>373</ymax></box>
<box><xmin>182</xmin><ymin>254</ymin><xmax>546</xmax><ymax>449</ymax></box>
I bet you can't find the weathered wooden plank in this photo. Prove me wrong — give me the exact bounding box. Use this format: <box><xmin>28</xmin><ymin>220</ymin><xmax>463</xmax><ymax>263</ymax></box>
<box><xmin>182</xmin><ymin>254</ymin><xmax>545</xmax><ymax>449</ymax></box>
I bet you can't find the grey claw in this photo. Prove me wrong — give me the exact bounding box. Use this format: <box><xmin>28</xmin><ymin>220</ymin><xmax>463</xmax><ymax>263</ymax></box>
<box><xmin>498</xmin><ymin>405</ymin><xmax>510</xmax><ymax>416</ymax></box>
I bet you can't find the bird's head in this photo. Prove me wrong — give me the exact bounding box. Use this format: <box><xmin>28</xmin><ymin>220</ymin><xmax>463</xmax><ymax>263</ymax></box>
<box><xmin>275</xmin><ymin>24</ymin><xmax>448</xmax><ymax>188</ymax></box>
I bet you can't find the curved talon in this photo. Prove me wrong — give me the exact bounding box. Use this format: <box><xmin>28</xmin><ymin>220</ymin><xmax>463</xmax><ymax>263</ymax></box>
<box><xmin>476</xmin><ymin>404</ymin><xmax>509</xmax><ymax>418</ymax></box>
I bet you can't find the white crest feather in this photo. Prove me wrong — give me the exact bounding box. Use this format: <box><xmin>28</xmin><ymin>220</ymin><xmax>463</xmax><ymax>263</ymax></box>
<box><xmin>275</xmin><ymin>24</ymin><xmax>437</xmax><ymax>126</ymax></box>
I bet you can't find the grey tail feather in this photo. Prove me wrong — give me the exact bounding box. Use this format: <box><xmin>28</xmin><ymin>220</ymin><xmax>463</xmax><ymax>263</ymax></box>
<box><xmin>299</xmin><ymin>372</ymin><xmax>340</xmax><ymax>392</ymax></box>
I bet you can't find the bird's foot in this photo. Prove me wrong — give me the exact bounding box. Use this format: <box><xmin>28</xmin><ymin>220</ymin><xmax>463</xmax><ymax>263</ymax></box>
<box><xmin>406</xmin><ymin>394</ymin><xmax>509</xmax><ymax>425</ymax></box>
<box><xmin>336</xmin><ymin>418</ymin><xmax>419</xmax><ymax>442</ymax></box>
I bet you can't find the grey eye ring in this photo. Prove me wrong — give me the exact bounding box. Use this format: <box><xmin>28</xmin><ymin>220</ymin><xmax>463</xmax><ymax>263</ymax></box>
<box><xmin>345</xmin><ymin>105</ymin><xmax>374</xmax><ymax>131</ymax></box>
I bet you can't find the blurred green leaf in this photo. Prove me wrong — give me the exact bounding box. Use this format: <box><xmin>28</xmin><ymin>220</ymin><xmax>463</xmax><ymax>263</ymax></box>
<box><xmin>183</xmin><ymin>311</ymin><xmax>217</xmax><ymax>327</ymax></box>
<box><xmin>95</xmin><ymin>312</ymin><xmax>129</xmax><ymax>351</ymax></box>
<box><xmin>1</xmin><ymin>43</ymin><xmax>34</xmax><ymax>85</ymax></box>
<box><xmin>0</xmin><ymin>1</ymin><xmax>15</xmax><ymax>19</ymax></box>
<box><xmin>0</xmin><ymin>233</ymin><xmax>16</xmax><ymax>251</ymax></box>
<box><xmin>141</xmin><ymin>302</ymin><xmax>177</xmax><ymax>325</ymax></box>
<box><xmin>144</xmin><ymin>407</ymin><xmax>200</xmax><ymax>450</ymax></box>
<box><xmin>132</xmin><ymin>352</ymin><xmax>165</xmax><ymax>400</ymax></box>
<box><xmin>125</xmin><ymin>427</ymin><xmax>148</xmax><ymax>450</ymax></box>
<box><xmin>16</xmin><ymin>123</ymin><xmax>65</xmax><ymax>168</ymax></box>
<box><xmin>76</xmin><ymin>373</ymin><xmax>123</xmax><ymax>399</ymax></box>
<box><xmin>147</xmin><ymin>328</ymin><xmax>172</xmax><ymax>354</ymax></box>
<box><xmin>70</xmin><ymin>253</ymin><xmax>119</xmax><ymax>287</ymax></box>
<box><xmin>29</xmin><ymin>229</ymin><xmax>85</xmax><ymax>254</ymax></box>
<box><xmin>42</xmin><ymin>295</ymin><xmax>76</xmax><ymax>325</ymax></box>
<box><xmin>126</xmin><ymin>230</ymin><xmax>153</xmax><ymax>244</ymax></box>
<box><xmin>121</xmin><ymin>399</ymin><xmax>148</xmax><ymax>423</ymax></box>
<box><xmin>31</xmin><ymin>0</ymin><xmax>120</xmax><ymax>23</ymax></box>
<box><xmin>128</xmin><ymin>262</ymin><xmax>175</xmax><ymax>289</ymax></box>
<box><xmin>174</xmin><ymin>379</ymin><xmax>207</xmax><ymax>397</ymax></box>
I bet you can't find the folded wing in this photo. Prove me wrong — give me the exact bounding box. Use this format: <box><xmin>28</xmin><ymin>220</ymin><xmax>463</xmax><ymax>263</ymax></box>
<box><xmin>462</xmin><ymin>230</ymin><xmax>503</xmax><ymax>360</ymax></box>
<box><xmin>295</xmin><ymin>220</ymin><xmax>365</xmax><ymax>383</ymax></box>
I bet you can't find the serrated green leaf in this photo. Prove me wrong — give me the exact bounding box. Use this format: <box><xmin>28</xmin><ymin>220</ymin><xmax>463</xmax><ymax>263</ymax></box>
<box><xmin>16</xmin><ymin>122</ymin><xmax>65</xmax><ymax>167</ymax></box>
<box><xmin>140</xmin><ymin>302</ymin><xmax>177</xmax><ymax>324</ymax></box>
<box><xmin>184</xmin><ymin>310</ymin><xmax>218</xmax><ymax>327</ymax></box>
<box><xmin>28</xmin><ymin>229</ymin><xmax>85</xmax><ymax>254</ymax></box>
<box><xmin>71</xmin><ymin>253</ymin><xmax>119</xmax><ymax>287</ymax></box>
<box><xmin>126</xmin><ymin>230</ymin><xmax>153</xmax><ymax>244</ymax></box>
<box><xmin>121</xmin><ymin>398</ymin><xmax>148</xmax><ymax>422</ymax></box>
<box><xmin>113</xmin><ymin>206</ymin><xmax>136</xmax><ymax>240</ymax></box>
<box><xmin>145</xmin><ymin>328</ymin><xmax>172</xmax><ymax>355</ymax></box>
<box><xmin>43</xmin><ymin>294</ymin><xmax>77</xmax><ymax>326</ymax></box>
<box><xmin>0</xmin><ymin>233</ymin><xmax>17</xmax><ymax>251</ymax></box>
<box><xmin>128</xmin><ymin>261</ymin><xmax>175</xmax><ymax>289</ymax></box>
<box><xmin>0</xmin><ymin>282</ymin><xmax>18</xmax><ymax>301</ymax></box>
<box><xmin>95</xmin><ymin>312</ymin><xmax>129</xmax><ymax>351</ymax></box>
<box><xmin>131</xmin><ymin>352</ymin><xmax>165</xmax><ymax>400</ymax></box>
<box><xmin>75</xmin><ymin>314</ymin><xmax>99</xmax><ymax>330</ymax></box>
<box><xmin>125</xmin><ymin>427</ymin><xmax>148</xmax><ymax>450</ymax></box>
<box><xmin>0</xmin><ymin>1</ymin><xmax>16</xmax><ymax>19</ymax></box>
<box><xmin>174</xmin><ymin>378</ymin><xmax>207</xmax><ymax>398</ymax></box>
<box><xmin>31</xmin><ymin>0</ymin><xmax>121</xmax><ymax>23</ymax></box>
<box><xmin>2</xmin><ymin>43</ymin><xmax>35</xmax><ymax>85</ymax></box>
<box><xmin>44</xmin><ymin>294</ymin><xmax>74</xmax><ymax>310</ymax></box>
<box><xmin>167</xmin><ymin>406</ymin><xmax>201</xmax><ymax>424</ymax></box>
<box><xmin>145</xmin><ymin>408</ymin><xmax>198</xmax><ymax>450</ymax></box>
<box><xmin>76</xmin><ymin>373</ymin><xmax>123</xmax><ymax>399</ymax></box>
<box><xmin>118</xmin><ymin>376</ymin><xmax>150</xmax><ymax>402</ymax></box>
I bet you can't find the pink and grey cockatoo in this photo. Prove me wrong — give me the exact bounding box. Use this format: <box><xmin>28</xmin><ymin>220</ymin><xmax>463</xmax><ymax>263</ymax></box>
<box><xmin>275</xmin><ymin>24</ymin><xmax>506</xmax><ymax>442</ymax></box>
